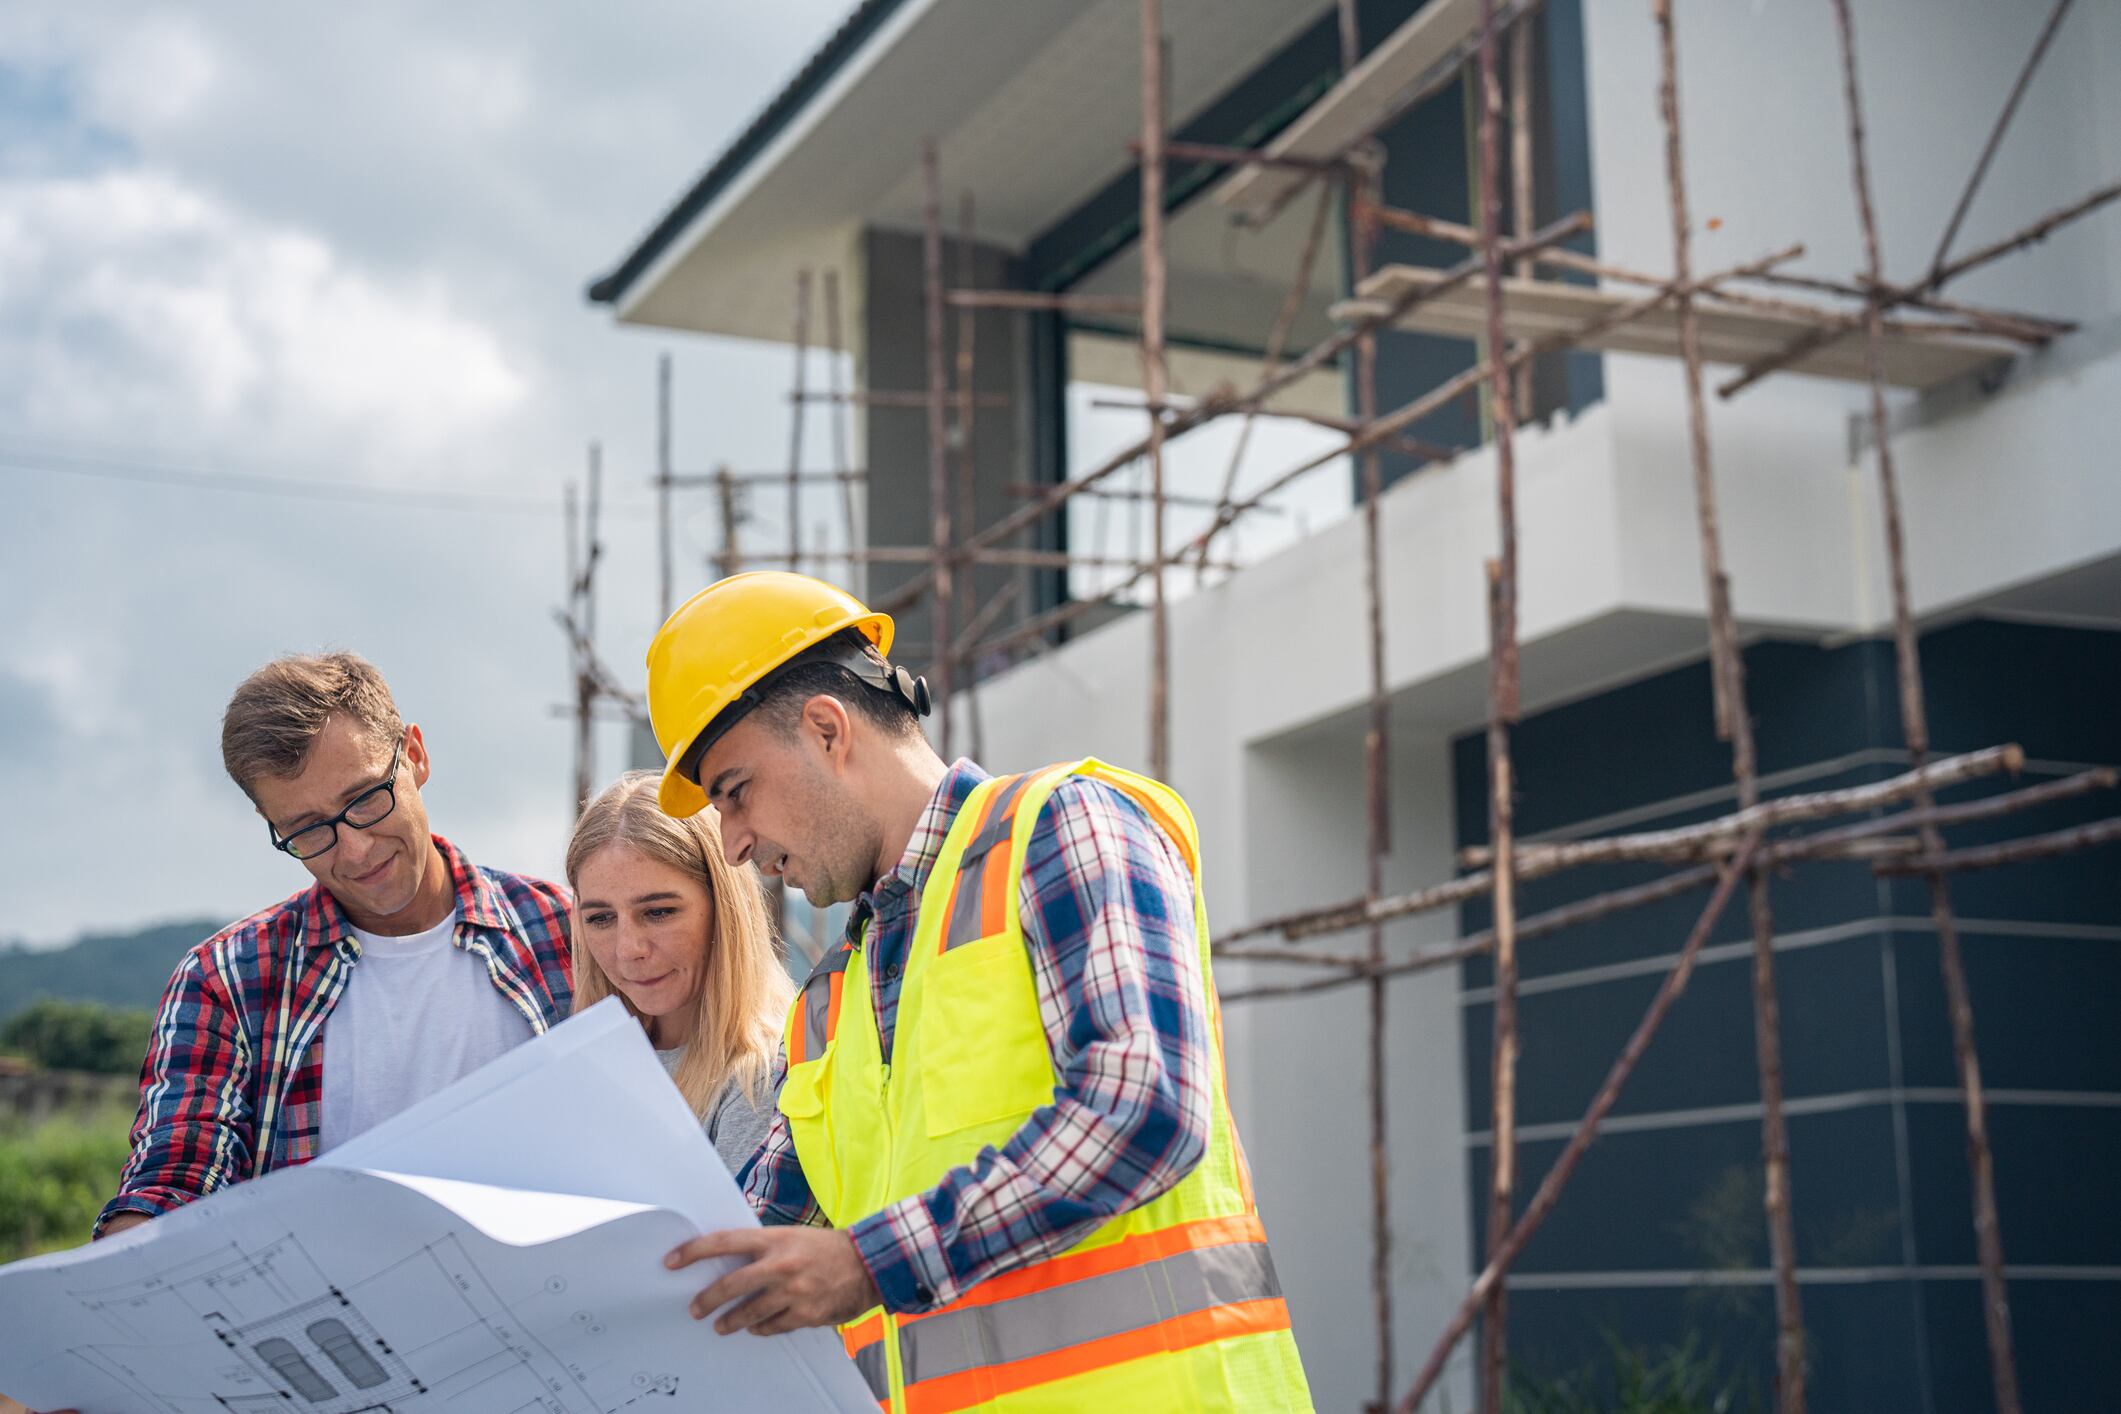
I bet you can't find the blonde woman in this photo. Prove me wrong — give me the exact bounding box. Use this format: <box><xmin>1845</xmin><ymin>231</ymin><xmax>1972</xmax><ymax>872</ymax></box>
<box><xmin>567</xmin><ymin>770</ymin><xmax>793</xmax><ymax>1175</ymax></box>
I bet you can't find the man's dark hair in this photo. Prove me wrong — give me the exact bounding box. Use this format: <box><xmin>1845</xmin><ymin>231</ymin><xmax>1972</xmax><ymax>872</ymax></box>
<box><xmin>751</xmin><ymin>629</ymin><xmax>925</xmax><ymax>742</ymax></box>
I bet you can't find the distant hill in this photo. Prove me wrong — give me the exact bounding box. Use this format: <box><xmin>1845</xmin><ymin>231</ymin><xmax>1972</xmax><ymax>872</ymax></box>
<box><xmin>0</xmin><ymin>919</ymin><xmax>220</xmax><ymax>1027</ymax></box>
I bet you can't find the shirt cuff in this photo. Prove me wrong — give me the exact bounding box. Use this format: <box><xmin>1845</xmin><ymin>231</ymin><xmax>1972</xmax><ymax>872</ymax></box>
<box><xmin>848</xmin><ymin>1195</ymin><xmax>954</xmax><ymax>1314</ymax></box>
<box><xmin>95</xmin><ymin>1189</ymin><xmax>183</xmax><ymax>1238</ymax></box>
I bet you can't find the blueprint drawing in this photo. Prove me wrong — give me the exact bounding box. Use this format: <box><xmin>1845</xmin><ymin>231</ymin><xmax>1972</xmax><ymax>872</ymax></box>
<box><xmin>0</xmin><ymin>1001</ymin><xmax>874</xmax><ymax>1414</ymax></box>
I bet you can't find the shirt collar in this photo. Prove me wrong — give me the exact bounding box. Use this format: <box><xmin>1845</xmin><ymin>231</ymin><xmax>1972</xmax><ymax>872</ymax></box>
<box><xmin>854</xmin><ymin>758</ymin><xmax>988</xmax><ymax>922</ymax></box>
<box><xmin>297</xmin><ymin>834</ymin><xmax>506</xmax><ymax>948</ymax></box>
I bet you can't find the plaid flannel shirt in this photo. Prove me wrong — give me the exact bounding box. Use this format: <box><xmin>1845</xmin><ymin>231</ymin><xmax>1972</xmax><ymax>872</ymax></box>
<box><xmin>96</xmin><ymin>835</ymin><xmax>573</xmax><ymax>1236</ymax></box>
<box><xmin>742</xmin><ymin>760</ymin><xmax>1215</xmax><ymax>1316</ymax></box>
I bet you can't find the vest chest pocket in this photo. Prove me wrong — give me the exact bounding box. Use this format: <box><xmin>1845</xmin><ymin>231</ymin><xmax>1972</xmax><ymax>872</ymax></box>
<box><xmin>916</xmin><ymin>931</ymin><xmax>1055</xmax><ymax>1137</ymax></box>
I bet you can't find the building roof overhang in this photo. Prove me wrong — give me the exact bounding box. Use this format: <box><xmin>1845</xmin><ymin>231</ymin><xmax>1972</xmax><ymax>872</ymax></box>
<box><xmin>587</xmin><ymin>0</ymin><xmax>1348</xmax><ymax>352</ymax></box>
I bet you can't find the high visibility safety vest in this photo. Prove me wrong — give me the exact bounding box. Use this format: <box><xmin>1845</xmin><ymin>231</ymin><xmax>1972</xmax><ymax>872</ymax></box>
<box><xmin>777</xmin><ymin>759</ymin><xmax>1313</xmax><ymax>1413</ymax></box>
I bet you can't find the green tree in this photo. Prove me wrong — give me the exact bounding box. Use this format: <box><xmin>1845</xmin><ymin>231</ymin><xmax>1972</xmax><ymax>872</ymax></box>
<box><xmin>0</xmin><ymin>1106</ymin><xmax>135</xmax><ymax>1256</ymax></box>
<box><xmin>0</xmin><ymin>998</ymin><xmax>153</xmax><ymax>1075</ymax></box>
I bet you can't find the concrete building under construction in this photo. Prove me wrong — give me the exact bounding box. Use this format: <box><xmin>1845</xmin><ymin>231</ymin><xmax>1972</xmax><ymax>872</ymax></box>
<box><xmin>589</xmin><ymin>2</ymin><xmax>2121</xmax><ymax>1410</ymax></box>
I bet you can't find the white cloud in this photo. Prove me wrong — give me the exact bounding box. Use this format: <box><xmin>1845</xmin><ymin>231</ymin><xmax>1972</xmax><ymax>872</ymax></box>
<box><xmin>0</xmin><ymin>168</ymin><xmax>527</xmax><ymax>468</ymax></box>
<box><xmin>0</xmin><ymin>1</ymin><xmax>846</xmax><ymax>941</ymax></box>
<box><xmin>79</xmin><ymin>13</ymin><xmax>222</xmax><ymax>132</ymax></box>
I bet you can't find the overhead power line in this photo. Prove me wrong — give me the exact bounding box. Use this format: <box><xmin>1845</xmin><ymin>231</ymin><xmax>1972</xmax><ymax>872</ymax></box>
<box><xmin>0</xmin><ymin>443</ymin><xmax>654</xmax><ymax>519</ymax></box>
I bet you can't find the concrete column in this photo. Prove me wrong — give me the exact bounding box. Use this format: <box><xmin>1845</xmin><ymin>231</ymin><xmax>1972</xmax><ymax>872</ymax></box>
<box><xmin>856</xmin><ymin>226</ymin><xmax>1035</xmax><ymax>684</ymax></box>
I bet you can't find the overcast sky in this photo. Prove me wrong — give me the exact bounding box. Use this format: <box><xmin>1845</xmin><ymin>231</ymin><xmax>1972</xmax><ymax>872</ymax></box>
<box><xmin>0</xmin><ymin>3</ymin><xmax>857</xmax><ymax>942</ymax></box>
<box><xmin>0</xmin><ymin>3</ymin><xmax>1354</xmax><ymax>947</ymax></box>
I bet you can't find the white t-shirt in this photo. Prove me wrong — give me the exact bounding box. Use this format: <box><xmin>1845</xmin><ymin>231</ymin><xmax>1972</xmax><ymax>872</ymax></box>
<box><xmin>317</xmin><ymin>908</ymin><xmax>535</xmax><ymax>1153</ymax></box>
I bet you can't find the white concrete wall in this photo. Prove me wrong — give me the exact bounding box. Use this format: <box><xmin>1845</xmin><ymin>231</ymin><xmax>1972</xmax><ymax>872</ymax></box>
<box><xmin>957</xmin><ymin>5</ymin><xmax>2121</xmax><ymax>1407</ymax></box>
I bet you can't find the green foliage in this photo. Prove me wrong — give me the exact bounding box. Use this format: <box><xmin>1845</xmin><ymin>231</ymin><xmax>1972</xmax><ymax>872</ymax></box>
<box><xmin>1506</xmin><ymin>1331</ymin><xmax>1763</xmax><ymax>1414</ymax></box>
<box><xmin>0</xmin><ymin>917</ymin><xmax>216</xmax><ymax>1028</ymax></box>
<box><xmin>0</xmin><ymin>998</ymin><xmax>153</xmax><ymax>1075</ymax></box>
<box><xmin>0</xmin><ymin>1106</ymin><xmax>134</xmax><ymax>1257</ymax></box>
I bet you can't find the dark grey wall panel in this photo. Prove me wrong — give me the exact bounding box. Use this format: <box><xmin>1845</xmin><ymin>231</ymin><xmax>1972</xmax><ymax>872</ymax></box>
<box><xmin>1448</xmin><ymin>619</ymin><xmax>2121</xmax><ymax>1411</ymax></box>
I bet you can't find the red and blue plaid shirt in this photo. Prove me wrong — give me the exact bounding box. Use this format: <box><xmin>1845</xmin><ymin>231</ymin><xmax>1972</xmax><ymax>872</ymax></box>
<box><xmin>96</xmin><ymin>834</ymin><xmax>573</xmax><ymax>1236</ymax></box>
<box><xmin>743</xmin><ymin>760</ymin><xmax>1216</xmax><ymax>1316</ymax></box>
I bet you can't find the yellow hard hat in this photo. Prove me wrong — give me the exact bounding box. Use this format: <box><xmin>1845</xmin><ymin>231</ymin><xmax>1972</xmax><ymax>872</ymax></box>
<box><xmin>646</xmin><ymin>572</ymin><xmax>894</xmax><ymax>818</ymax></box>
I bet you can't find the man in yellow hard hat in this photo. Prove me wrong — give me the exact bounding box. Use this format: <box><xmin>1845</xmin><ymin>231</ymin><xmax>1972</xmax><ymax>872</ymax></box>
<box><xmin>651</xmin><ymin>571</ymin><xmax>1312</xmax><ymax>1413</ymax></box>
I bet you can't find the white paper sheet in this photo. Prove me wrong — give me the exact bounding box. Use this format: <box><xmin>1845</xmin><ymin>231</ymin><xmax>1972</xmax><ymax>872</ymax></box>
<box><xmin>0</xmin><ymin>1000</ymin><xmax>876</xmax><ymax>1414</ymax></box>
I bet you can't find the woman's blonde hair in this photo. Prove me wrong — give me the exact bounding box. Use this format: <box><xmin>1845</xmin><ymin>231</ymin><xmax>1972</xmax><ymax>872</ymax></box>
<box><xmin>566</xmin><ymin>771</ymin><xmax>793</xmax><ymax>1116</ymax></box>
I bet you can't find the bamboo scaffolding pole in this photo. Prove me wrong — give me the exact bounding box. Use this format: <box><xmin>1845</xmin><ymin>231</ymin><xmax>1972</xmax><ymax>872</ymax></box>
<box><xmin>1474</xmin><ymin>7</ymin><xmax>1527</xmax><ymax>1401</ymax></box>
<box><xmin>1509</xmin><ymin>3</ymin><xmax>1537</xmax><ymax>419</ymax></box>
<box><xmin>1136</xmin><ymin>136</ymin><xmax>1348</xmax><ymax>174</ymax></box>
<box><xmin>947</xmin><ymin>290</ymin><xmax>1145</xmax><ymax>314</ymax></box>
<box><xmin>793</xmin><ymin>389</ymin><xmax>1012</xmax><ymax>409</ymax></box>
<box><xmin>823</xmin><ymin>269</ymin><xmax>861</xmax><ymax>595</ymax></box>
<box><xmin>973</xmin><ymin>242</ymin><xmax>1794</xmax><ymax>668</ymax></box>
<box><xmin>1357</xmin><ymin>200</ymin><xmax>2041</xmax><ymax>345</ymax></box>
<box><xmin>1396</xmin><ymin>832</ymin><xmax>1766</xmax><ymax>1414</ymax></box>
<box><xmin>564</xmin><ymin>479</ymin><xmax>585</xmax><ymax>814</ymax></box>
<box><xmin>1742</xmin><ymin>268</ymin><xmax>2071</xmax><ymax>341</ymax></box>
<box><xmin>1463</xmin><ymin>748</ymin><xmax>2086</xmax><ymax>873</ymax></box>
<box><xmin>1878</xmin><ymin>816</ymin><xmax>2121</xmax><ymax>876</ymax></box>
<box><xmin>875</xmin><ymin>209</ymin><xmax>1595</xmax><ymax>620</ymax></box>
<box><xmin>1132</xmin><ymin>137</ymin><xmax>1355</xmax><ymax>175</ymax></box>
<box><xmin>958</xmin><ymin>218</ymin><xmax>1613</xmax><ymax>658</ymax></box>
<box><xmin>656</xmin><ymin>356</ymin><xmax>673</xmax><ymax>617</ymax></box>
<box><xmin>1656</xmin><ymin>12</ymin><xmax>1809</xmax><ymax>1398</ymax></box>
<box><xmin>955</xmin><ymin>191</ymin><xmax>989</xmax><ymax>763</ymax></box>
<box><xmin>787</xmin><ymin>270</ymin><xmax>811</xmax><ymax>572</ymax></box>
<box><xmin>1221</xmin><ymin>744</ymin><xmax>2018</xmax><ymax>948</ymax></box>
<box><xmin>1195</xmin><ymin>179</ymin><xmax>1336</xmax><ymax>583</ymax></box>
<box><xmin>1929</xmin><ymin>0</ymin><xmax>2077</xmax><ymax>282</ymax></box>
<box><xmin>1175</xmin><ymin>241</ymin><xmax>1806</xmax><ymax>612</ymax></box>
<box><xmin>1718</xmin><ymin>178</ymin><xmax>2121</xmax><ymax>399</ymax></box>
<box><xmin>1216</xmin><ymin>768</ymin><xmax>2111</xmax><ymax>996</ymax></box>
<box><xmin>726</xmin><ymin>545</ymin><xmax>1227</xmax><ymax>574</ymax></box>
<box><xmin>1089</xmin><ymin>394</ymin><xmax>1460</xmax><ymax>464</ymax></box>
<box><xmin>1006</xmin><ymin>481</ymin><xmax>1286</xmax><ymax>514</ymax></box>
<box><xmin>1335</xmin><ymin>3</ymin><xmax>1394</xmax><ymax>1401</ymax></box>
<box><xmin>920</xmin><ymin>138</ymin><xmax>956</xmax><ymax>757</ymax></box>
<box><xmin>1140</xmin><ymin>0</ymin><xmax>1172</xmax><ymax>782</ymax></box>
<box><xmin>1830</xmin><ymin>4</ymin><xmax>2018</xmax><ymax>1406</ymax></box>
<box><xmin>955</xmin><ymin>578</ymin><xmax>1024</xmax><ymax>660</ymax></box>
<box><xmin>713</xmin><ymin>465</ymin><xmax>741</xmax><ymax>581</ymax></box>
<box><xmin>1459</xmin><ymin>763</ymin><xmax>2121</xmax><ymax>873</ymax></box>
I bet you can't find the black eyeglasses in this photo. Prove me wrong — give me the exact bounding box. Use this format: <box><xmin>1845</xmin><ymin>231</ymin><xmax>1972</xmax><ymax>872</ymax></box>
<box><xmin>269</xmin><ymin>740</ymin><xmax>404</xmax><ymax>861</ymax></box>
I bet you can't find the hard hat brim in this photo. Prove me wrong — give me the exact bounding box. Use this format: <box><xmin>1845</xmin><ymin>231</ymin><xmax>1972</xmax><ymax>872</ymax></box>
<box><xmin>657</xmin><ymin>759</ymin><xmax>711</xmax><ymax>819</ymax></box>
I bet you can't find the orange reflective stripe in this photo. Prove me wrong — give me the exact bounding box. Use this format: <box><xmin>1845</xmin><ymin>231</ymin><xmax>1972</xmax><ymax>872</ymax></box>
<box><xmin>940</xmin><ymin>770</ymin><xmax>1052</xmax><ymax>952</ymax></box>
<box><xmin>790</xmin><ymin>942</ymin><xmax>855</xmax><ymax>1064</ymax></box>
<box><xmin>842</xmin><ymin>1311</ymin><xmax>885</xmax><ymax>1352</ymax></box>
<box><xmin>896</xmin><ymin>1213</ymin><xmax>1265</xmax><ymax>1325</ymax></box>
<box><xmin>977</xmin><ymin>833</ymin><xmax>1011</xmax><ymax>935</ymax></box>
<box><xmin>900</xmin><ymin>1297</ymin><xmax>1292</xmax><ymax>1414</ymax></box>
<box><xmin>937</xmin><ymin>779</ymin><xmax>1007</xmax><ymax>954</ymax></box>
<box><xmin>1105</xmin><ymin>780</ymin><xmax>1199</xmax><ymax>876</ymax></box>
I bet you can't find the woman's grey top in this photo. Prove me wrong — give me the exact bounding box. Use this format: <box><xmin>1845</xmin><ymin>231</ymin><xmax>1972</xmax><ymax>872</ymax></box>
<box><xmin>657</xmin><ymin>1045</ymin><xmax>781</xmax><ymax>1178</ymax></box>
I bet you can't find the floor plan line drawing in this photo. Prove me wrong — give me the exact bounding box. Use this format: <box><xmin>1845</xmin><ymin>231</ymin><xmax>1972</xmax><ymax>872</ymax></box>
<box><xmin>0</xmin><ymin>1002</ymin><xmax>872</xmax><ymax>1413</ymax></box>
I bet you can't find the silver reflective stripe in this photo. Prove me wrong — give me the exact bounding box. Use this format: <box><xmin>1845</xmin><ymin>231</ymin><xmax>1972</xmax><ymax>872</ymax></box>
<box><xmin>801</xmin><ymin>974</ymin><xmax>833</xmax><ymax>1057</ymax></box>
<box><xmin>963</xmin><ymin>772</ymin><xmax>1034</xmax><ymax>862</ymax></box>
<box><xmin>942</xmin><ymin>849</ymin><xmax>997</xmax><ymax>952</ymax></box>
<box><xmin>799</xmin><ymin>946</ymin><xmax>854</xmax><ymax>1056</ymax></box>
<box><xmin>852</xmin><ymin>1339</ymin><xmax>889</xmax><ymax>1400</ymax></box>
<box><xmin>898</xmin><ymin>1240</ymin><xmax>1282</xmax><ymax>1387</ymax></box>
<box><xmin>941</xmin><ymin>773</ymin><xmax>1044</xmax><ymax>952</ymax></box>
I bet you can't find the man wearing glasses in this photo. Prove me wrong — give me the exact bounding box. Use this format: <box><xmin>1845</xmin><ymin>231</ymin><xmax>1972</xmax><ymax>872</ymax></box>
<box><xmin>93</xmin><ymin>651</ymin><xmax>574</xmax><ymax>1239</ymax></box>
